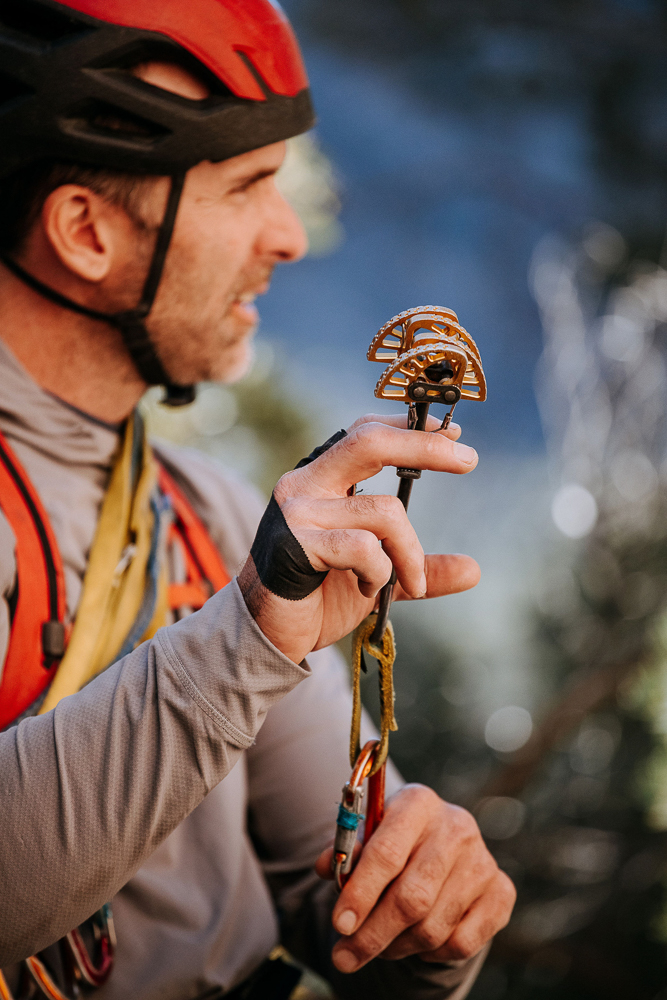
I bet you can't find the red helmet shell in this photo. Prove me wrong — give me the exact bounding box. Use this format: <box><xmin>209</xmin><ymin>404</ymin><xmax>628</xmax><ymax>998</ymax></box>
<box><xmin>0</xmin><ymin>0</ymin><xmax>315</xmax><ymax>177</ymax></box>
<box><xmin>60</xmin><ymin>0</ymin><xmax>309</xmax><ymax>100</ymax></box>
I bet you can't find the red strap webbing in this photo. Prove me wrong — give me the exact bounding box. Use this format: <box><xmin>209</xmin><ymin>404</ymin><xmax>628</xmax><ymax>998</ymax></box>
<box><xmin>158</xmin><ymin>464</ymin><xmax>231</xmax><ymax>609</ymax></box>
<box><xmin>0</xmin><ymin>430</ymin><xmax>67</xmax><ymax>730</ymax></box>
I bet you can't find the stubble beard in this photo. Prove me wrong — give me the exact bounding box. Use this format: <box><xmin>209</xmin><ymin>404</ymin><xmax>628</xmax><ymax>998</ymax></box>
<box><xmin>146</xmin><ymin>277</ymin><xmax>267</xmax><ymax>385</ymax></box>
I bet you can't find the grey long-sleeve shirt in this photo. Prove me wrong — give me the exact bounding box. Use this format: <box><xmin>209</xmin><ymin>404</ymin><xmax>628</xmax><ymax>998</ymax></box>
<box><xmin>0</xmin><ymin>339</ymin><xmax>484</xmax><ymax>999</ymax></box>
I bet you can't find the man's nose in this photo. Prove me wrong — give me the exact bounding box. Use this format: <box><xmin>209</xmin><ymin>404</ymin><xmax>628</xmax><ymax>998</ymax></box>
<box><xmin>260</xmin><ymin>188</ymin><xmax>309</xmax><ymax>264</ymax></box>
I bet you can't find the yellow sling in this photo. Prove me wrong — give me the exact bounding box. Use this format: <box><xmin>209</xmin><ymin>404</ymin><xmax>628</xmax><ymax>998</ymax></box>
<box><xmin>40</xmin><ymin>415</ymin><xmax>168</xmax><ymax>714</ymax></box>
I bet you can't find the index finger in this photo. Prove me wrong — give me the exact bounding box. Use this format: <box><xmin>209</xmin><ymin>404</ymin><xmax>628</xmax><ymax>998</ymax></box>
<box><xmin>290</xmin><ymin>422</ymin><xmax>477</xmax><ymax>498</ymax></box>
<box><xmin>349</xmin><ymin>412</ymin><xmax>462</xmax><ymax>439</ymax></box>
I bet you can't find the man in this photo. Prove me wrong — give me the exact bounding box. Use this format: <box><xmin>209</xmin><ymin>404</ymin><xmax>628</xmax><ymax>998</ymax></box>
<box><xmin>0</xmin><ymin>1</ymin><xmax>515</xmax><ymax>998</ymax></box>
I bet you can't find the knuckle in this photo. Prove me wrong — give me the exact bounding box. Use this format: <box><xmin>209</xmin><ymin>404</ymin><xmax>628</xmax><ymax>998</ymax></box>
<box><xmin>393</xmin><ymin>880</ymin><xmax>434</xmax><ymax>924</ymax></box>
<box><xmin>321</xmin><ymin>528</ymin><xmax>350</xmax><ymax>557</ymax></box>
<box><xmin>413</xmin><ymin>922</ymin><xmax>444</xmax><ymax>952</ymax></box>
<box><xmin>345</xmin><ymin>492</ymin><xmax>376</xmax><ymax>516</ymax></box>
<box><xmin>348</xmin><ymin>420</ymin><xmax>392</xmax><ymax>459</ymax></box>
<box><xmin>479</xmin><ymin>912</ymin><xmax>503</xmax><ymax>944</ymax></box>
<box><xmin>279</xmin><ymin>495</ymin><xmax>303</xmax><ymax>525</ymax></box>
<box><xmin>440</xmin><ymin>898</ymin><xmax>465</xmax><ymax>930</ymax></box>
<box><xmin>348</xmin><ymin>422</ymin><xmax>374</xmax><ymax>453</ymax></box>
<box><xmin>468</xmin><ymin>851</ymin><xmax>499</xmax><ymax>886</ymax></box>
<box><xmin>348</xmin><ymin>412</ymin><xmax>378</xmax><ymax>431</ymax></box>
<box><xmin>420</xmin><ymin>429</ymin><xmax>445</xmax><ymax>462</ymax></box>
<box><xmin>357</xmin><ymin>530</ymin><xmax>380</xmax><ymax>559</ymax></box>
<box><xmin>369</xmin><ymin>834</ymin><xmax>405</xmax><ymax>874</ymax></box>
<box><xmin>450</xmin><ymin>803</ymin><xmax>482</xmax><ymax>842</ymax></box>
<box><xmin>398</xmin><ymin>784</ymin><xmax>446</xmax><ymax>825</ymax></box>
<box><xmin>376</xmin><ymin>493</ymin><xmax>404</xmax><ymax>521</ymax></box>
<box><xmin>354</xmin><ymin>925</ymin><xmax>385</xmax><ymax>960</ymax></box>
<box><xmin>396</xmin><ymin>782</ymin><xmax>439</xmax><ymax>810</ymax></box>
<box><xmin>446</xmin><ymin>928</ymin><xmax>480</xmax><ymax>962</ymax></box>
<box><xmin>480</xmin><ymin>860</ymin><xmax>501</xmax><ymax>889</ymax></box>
<box><xmin>273</xmin><ymin>471</ymin><xmax>296</xmax><ymax>503</ymax></box>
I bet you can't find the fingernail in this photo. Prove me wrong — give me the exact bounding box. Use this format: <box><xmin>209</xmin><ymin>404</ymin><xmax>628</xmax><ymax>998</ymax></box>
<box><xmin>333</xmin><ymin>948</ymin><xmax>359</xmax><ymax>973</ymax></box>
<box><xmin>417</xmin><ymin>571</ymin><xmax>427</xmax><ymax>599</ymax></box>
<box><xmin>454</xmin><ymin>443</ymin><xmax>477</xmax><ymax>464</ymax></box>
<box><xmin>336</xmin><ymin>909</ymin><xmax>357</xmax><ymax>935</ymax></box>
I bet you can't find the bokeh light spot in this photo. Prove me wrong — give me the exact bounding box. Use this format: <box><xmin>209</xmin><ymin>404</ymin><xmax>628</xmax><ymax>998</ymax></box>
<box><xmin>485</xmin><ymin>705</ymin><xmax>533</xmax><ymax>752</ymax></box>
<box><xmin>551</xmin><ymin>484</ymin><xmax>597</xmax><ymax>538</ymax></box>
<box><xmin>599</xmin><ymin>315</ymin><xmax>644</xmax><ymax>363</ymax></box>
<box><xmin>610</xmin><ymin>450</ymin><xmax>657</xmax><ymax>502</ymax></box>
<box><xmin>476</xmin><ymin>796</ymin><xmax>527</xmax><ymax>840</ymax></box>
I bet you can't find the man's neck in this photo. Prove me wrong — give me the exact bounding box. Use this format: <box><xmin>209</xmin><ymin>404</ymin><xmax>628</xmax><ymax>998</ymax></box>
<box><xmin>0</xmin><ymin>267</ymin><xmax>146</xmax><ymax>423</ymax></box>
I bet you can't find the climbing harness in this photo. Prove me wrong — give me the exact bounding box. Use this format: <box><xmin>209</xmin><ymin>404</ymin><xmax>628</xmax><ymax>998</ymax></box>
<box><xmin>333</xmin><ymin>306</ymin><xmax>486</xmax><ymax>889</ymax></box>
<box><xmin>0</xmin><ymin>423</ymin><xmax>230</xmax><ymax>999</ymax></box>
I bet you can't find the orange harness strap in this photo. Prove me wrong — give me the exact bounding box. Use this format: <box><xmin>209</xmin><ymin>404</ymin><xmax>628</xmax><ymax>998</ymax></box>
<box><xmin>0</xmin><ymin>431</ymin><xmax>67</xmax><ymax>731</ymax></box>
<box><xmin>158</xmin><ymin>465</ymin><xmax>231</xmax><ymax>612</ymax></box>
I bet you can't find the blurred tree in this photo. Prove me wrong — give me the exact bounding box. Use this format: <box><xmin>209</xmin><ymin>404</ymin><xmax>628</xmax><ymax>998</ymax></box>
<box><xmin>463</xmin><ymin>230</ymin><xmax>667</xmax><ymax>998</ymax></box>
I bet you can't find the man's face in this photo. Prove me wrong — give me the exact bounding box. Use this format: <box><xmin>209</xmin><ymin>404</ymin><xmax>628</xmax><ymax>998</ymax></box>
<box><xmin>141</xmin><ymin>141</ymin><xmax>307</xmax><ymax>385</ymax></box>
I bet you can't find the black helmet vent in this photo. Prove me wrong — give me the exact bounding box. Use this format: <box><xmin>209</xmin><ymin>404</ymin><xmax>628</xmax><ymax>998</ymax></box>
<box><xmin>58</xmin><ymin>99</ymin><xmax>171</xmax><ymax>147</ymax></box>
<box><xmin>0</xmin><ymin>0</ymin><xmax>88</xmax><ymax>45</ymax></box>
<box><xmin>86</xmin><ymin>40</ymin><xmax>236</xmax><ymax>100</ymax></box>
<box><xmin>0</xmin><ymin>70</ymin><xmax>33</xmax><ymax>110</ymax></box>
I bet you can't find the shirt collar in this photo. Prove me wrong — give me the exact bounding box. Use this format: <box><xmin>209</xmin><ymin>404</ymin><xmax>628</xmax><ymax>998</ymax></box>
<box><xmin>0</xmin><ymin>337</ymin><xmax>122</xmax><ymax>470</ymax></box>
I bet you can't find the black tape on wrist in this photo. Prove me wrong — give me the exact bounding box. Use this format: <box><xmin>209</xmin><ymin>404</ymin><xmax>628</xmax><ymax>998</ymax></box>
<box><xmin>250</xmin><ymin>495</ymin><xmax>327</xmax><ymax>600</ymax></box>
<box><xmin>249</xmin><ymin>430</ymin><xmax>348</xmax><ymax>601</ymax></box>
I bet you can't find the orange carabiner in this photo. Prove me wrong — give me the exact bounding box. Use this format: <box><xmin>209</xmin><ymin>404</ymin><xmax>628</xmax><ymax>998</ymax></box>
<box><xmin>333</xmin><ymin>739</ymin><xmax>386</xmax><ymax>891</ymax></box>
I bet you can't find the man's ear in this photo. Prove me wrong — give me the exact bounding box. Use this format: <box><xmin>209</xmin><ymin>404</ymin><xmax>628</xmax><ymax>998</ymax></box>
<box><xmin>40</xmin><ymin>184</ymin><xmax>130</xmax><ymax>284</ymax></box>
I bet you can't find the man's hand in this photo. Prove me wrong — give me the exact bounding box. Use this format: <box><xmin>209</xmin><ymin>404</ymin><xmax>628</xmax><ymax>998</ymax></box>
<box><xmin>238</xmin><ymin>413</ymin><xmax>480</xmax><ymax>663</ymax></box>
<box><xmin>315</xmin><ymin>785</ymin><xmax>516</xmax><ymax>973</ymax></box>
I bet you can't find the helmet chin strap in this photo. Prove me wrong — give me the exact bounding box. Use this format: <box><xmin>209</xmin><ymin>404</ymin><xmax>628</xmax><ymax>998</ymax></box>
<box><xmin>0</xmin><ymin>171</ymin><xmax>195</xmax><ymax>407</ymax></box>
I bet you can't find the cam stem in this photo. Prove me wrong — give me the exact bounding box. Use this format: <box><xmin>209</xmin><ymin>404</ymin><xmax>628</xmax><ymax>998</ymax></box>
<box><xmin>369</xmin><ymin>401</ymin><xmax>430</xmax><ymax>645</ymax></box>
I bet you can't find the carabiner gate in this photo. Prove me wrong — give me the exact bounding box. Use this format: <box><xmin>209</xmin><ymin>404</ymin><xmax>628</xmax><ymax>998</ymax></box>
<box><xmin>333</xmin><ymin>739</ymin><xmax>382</xmax><ymax>892</ymax></box>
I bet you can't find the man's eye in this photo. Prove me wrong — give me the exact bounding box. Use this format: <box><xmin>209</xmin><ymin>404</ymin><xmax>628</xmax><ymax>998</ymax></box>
<box><xmin>230</xmin><ymin>172</ymin><xmax>274</xmax><ymax>196</ymax></box>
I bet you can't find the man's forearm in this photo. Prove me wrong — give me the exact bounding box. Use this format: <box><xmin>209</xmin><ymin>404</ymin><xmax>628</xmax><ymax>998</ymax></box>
<box><xmin>0</xmin><ymin>580</ymin><xmax>308</xmax><ymax>964</ymax></box>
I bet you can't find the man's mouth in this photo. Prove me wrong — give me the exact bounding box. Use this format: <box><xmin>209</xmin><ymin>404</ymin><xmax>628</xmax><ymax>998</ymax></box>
<box><xmin>230</xmin><ymin>284</ymin><xmax>269</xmax><ymax>324</ymax></box>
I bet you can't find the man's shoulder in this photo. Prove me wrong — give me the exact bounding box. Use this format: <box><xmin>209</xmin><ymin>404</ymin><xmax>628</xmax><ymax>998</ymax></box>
<box><xmin>152</xmin><ymin>439</ymin><xmax>266</xmax><ymax>575</ymax></box>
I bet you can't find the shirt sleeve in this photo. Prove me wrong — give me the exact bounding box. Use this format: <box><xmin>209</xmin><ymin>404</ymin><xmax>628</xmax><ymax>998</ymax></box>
<box><xmin>0</xmin><ymin>579</ymin><xmax>309</xmax><ymax>965</ymax></box>
<box><xmin>246</xmin><ymin>645</ymin><xmax>485</xmax><ymax>999</ymax></box>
